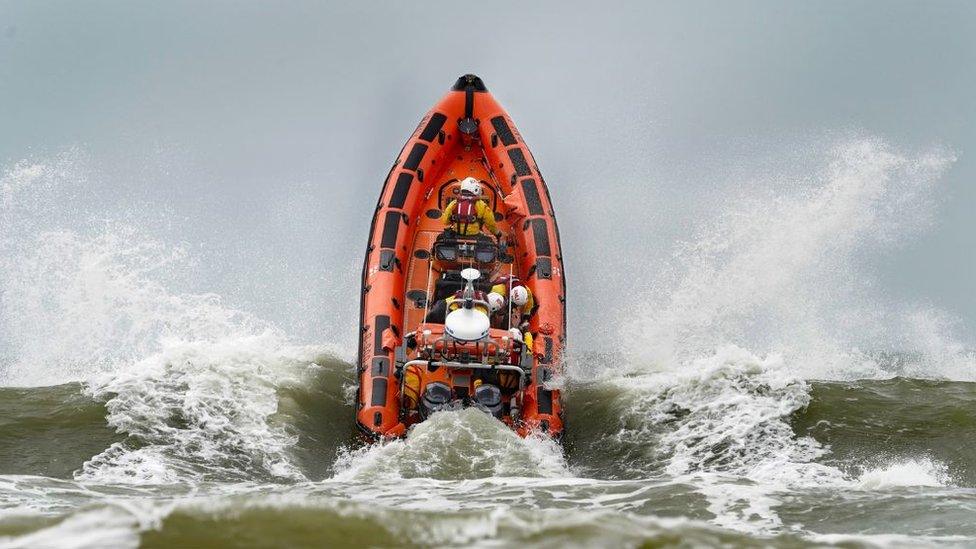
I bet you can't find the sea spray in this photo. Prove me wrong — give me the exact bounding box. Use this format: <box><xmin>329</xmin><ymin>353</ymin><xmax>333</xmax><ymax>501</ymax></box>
<box><xmin>855</xmin><ymin>458</ymin><xmax>950</xmax><ymax>490</ymax></box>
<box><xmin>624</xmin><ymin>137</ymin><xmax>960</xmax><ymax>379</ymax></box>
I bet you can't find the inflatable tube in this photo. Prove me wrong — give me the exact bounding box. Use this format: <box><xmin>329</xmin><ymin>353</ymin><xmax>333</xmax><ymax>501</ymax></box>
<box><xmin>356</xmin><ymin>74</ymin><xmax>566</xmax><ymax>439</ymax></box>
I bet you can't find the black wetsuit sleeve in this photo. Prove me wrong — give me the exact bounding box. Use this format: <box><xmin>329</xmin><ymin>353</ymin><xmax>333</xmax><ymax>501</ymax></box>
<box><xmin>425</xmin><ymin>299</ymin><xmax>447</xmax><ymax>323</ymax></box>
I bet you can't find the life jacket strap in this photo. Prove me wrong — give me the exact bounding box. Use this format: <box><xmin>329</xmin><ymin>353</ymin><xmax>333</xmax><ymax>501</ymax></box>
<box><xmin>452</xmin><ymin>197</ymin><xmax>479</xmax><ymax>234</ymax></box>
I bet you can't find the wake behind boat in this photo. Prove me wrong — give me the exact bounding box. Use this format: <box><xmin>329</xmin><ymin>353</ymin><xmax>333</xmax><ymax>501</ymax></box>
<box><xmin>357</xmin><ymin>74</ymin><xmax>567</xmax><ymax>439</ymax></box>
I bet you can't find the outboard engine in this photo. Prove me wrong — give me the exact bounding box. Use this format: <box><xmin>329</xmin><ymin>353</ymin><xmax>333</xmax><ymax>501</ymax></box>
<box><xmin>473</xmin><ymin>383</ymin><xmax>503</xmax><ymax>418</ymax></box>
<box><xmin>420</xmin><ymin>382</ymin><xmax>453</xmax><ymax>419</ymax></box>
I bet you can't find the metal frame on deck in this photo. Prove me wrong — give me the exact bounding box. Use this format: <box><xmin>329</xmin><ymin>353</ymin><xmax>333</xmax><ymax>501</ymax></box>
<box><xmin>398</xmin><ymin>359</ymin><xmax>530</xmax><ymax>420</ymax></box>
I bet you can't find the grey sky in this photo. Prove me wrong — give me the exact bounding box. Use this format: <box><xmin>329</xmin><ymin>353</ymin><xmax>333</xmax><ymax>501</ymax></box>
<box><xmin>2</xmin><ymin>1</ymin><xmax>974</xmax><ymax>350</ymax></box>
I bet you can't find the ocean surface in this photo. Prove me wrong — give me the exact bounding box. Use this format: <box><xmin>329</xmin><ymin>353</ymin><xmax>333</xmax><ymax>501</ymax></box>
<box><xmin>2</xmin><ymin>140</ymin><xmax>975</xmax><ymax>548</ymax></box>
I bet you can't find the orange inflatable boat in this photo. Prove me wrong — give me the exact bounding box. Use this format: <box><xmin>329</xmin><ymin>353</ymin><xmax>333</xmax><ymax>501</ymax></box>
<box><xmin>356</xmin><ymin>74</ymin><xmax>567</xmax><ymax>439</ymax></box>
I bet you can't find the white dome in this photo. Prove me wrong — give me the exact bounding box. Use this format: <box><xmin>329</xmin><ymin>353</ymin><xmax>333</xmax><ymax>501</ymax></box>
<box><xmin>445</xmin><ymin>308</ymin><xmax>490</xmax><ymax>342</ymax></box>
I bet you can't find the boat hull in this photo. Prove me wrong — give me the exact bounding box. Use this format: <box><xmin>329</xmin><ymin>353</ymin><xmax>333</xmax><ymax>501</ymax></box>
<box><xmin>357</xmin><ymin>75</ymin><xmax>566</xmax><ymax>439</ymax></box>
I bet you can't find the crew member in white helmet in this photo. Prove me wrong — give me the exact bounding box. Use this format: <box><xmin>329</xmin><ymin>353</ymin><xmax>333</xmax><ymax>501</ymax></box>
<box><xmin>488</xmin><ymin>276</ymin><xmax>536</xmax><ymax>350</ymax></box>
<box><xmin>439</xmin><ymin>177</ymin><xmax>501</xmax><ymax>239</ymax></box>
<box><xmin>485</xmin><ymin>291</ymin><xmax>510</xmax><ymax>328</ymax></box>
<box><xmin>490</xmin><ymin>276</ymin><xmax>536</xmax><ymax>324</ymax></box>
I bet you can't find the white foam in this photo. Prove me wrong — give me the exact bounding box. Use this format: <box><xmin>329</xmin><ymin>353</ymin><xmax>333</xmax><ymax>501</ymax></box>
<box><xmin>0</xmin><ymin>507</ymin><xmax>140</xmax><ymax>549</ymax></box>
<box><xmin>593</xmin><ymin>345</ymin><xmax>957</xmax><ymax>534</ymax></box>
<box><xmin>856</xmin><ymin>458</ymin><xmax>950</xmax><ymax>490</ymax></box>
<box><xmin>332</xmin><ymin>408</ymin><xmax>568</xmax><ymax>482</ymax></box>
<box><xmin>599</xmin><ymin>346</ymin><xmax>848</xmax><ymax>532</ymax></box>
<box><xmin>76</xmin><ymin>336</ymin><xmax>333</xmax><ymax>484</ymax></box>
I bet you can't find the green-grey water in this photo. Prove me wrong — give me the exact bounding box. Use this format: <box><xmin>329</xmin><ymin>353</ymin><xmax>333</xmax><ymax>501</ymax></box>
<box><xmin>1</xmin><ymin>357</ymin><xmax>975</xmax><ymax>547</ymax></box>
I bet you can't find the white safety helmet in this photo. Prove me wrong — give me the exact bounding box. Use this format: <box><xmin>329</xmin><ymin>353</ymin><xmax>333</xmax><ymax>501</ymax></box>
<box><xmin>510</xmin><ymin>285</ymin><xmax>529</xmax><ymax>307</ymax></box>
<box><xmin>459</xmin><ymin>176</ymin><xmax>481</xmax><ymax>197</ymax></box>
<box><xmin>487</xmin><ymin>292</ymin><xmax>505</xmax><ymax>313</ymax></box>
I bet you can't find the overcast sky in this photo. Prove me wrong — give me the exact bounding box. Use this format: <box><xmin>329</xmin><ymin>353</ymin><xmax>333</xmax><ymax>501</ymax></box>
<box><xmin>2</xmin><ymin>1</ymin><xmax>974</xmax><ymax>350</ymax></box>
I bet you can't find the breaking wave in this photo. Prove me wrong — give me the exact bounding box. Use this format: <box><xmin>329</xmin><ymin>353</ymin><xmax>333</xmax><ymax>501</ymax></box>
<box><xmin>0</xmin><ymin>153</ymin><xmax>344</xmax><ymax>484</ymax></box>
<box><xmin>566</xmin><ymin>137</ymin><xmax>972</xmax><ymax>533</ymax></box>
<box><xmin>333</xmin><ymin>408</ymin><xmax>569</xmax><ymax>481</ymax></box>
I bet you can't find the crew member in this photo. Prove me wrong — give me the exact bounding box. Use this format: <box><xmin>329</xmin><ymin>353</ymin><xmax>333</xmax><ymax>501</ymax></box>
<box><xmin>490</xmin><ymin>275</ymin><xmax>537</xmax><ymax>351</ymax></box>
<box><xmin>490</xmin><ymin>276</ymin><xmax>537</xmax><ymax>324</ymax></box>
<box><xmin>440</xmin><ymin>177</ymin><xmax>501</xmax><ymax>239</ymax></box>
<box><xmin>424</xmin><ymin>288</ymin><xmax>490</xmax><ymax>323</ymax></box>
<box><xmin>487</xmin><ymin>292</ymin><xmax>506</xmax><ymax>328</ymax></box>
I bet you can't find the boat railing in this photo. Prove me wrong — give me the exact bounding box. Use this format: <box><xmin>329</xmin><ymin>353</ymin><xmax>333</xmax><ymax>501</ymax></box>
<box><xmin>399</xmin><ymin>359</ymin><xmax>530</xmax><ymax>418</ymax></box>
<box><xmin>402</xmin><ymin>329</ymin><xmax>525</xmax><ymax>366</ymax></box>
<box><xmin>402</xmin><ymin>359</ymin><xmax>527</xmax><ymax>383</ymax></box>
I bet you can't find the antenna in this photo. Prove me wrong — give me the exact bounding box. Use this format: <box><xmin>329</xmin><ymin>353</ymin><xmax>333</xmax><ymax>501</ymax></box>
<box><xmin>460</xmin><ymin>267</ymin><xmax>480</xmax><ymax>309</ymax></box>
<box><xmin>506</xmin><ymin>263</ymin><xmax>514</xmax><ymax>331</ymax></box>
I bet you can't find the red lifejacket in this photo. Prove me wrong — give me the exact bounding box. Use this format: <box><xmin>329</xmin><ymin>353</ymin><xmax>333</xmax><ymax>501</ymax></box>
<box><xmin>491</xmin><ymin>275</ymin><xmax>523</xmax><ymax>292</ymax></box>
<box><xmin>451</xmin><ymin>197</ymin><xmax>479</xmax><ymax>233</ymax></box>
<box><xmin>446</xmin><ymin>289</ymin><xmax>488</xmax><ymax>313</ymax></box>
<box><xmin>451</xmin><ymin>289</ymin><xmax>487</xmax><ymax>301</ymax></box>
